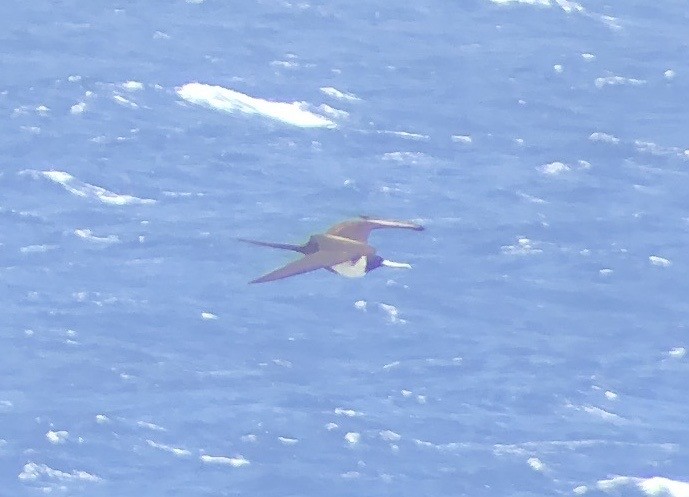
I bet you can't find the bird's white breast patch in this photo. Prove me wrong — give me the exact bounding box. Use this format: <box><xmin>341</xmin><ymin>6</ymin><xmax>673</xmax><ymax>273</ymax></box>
<box><xmin>331</xmin><ymin>256</ymin><xmax>367</xmax><ymax>278</ymax></box>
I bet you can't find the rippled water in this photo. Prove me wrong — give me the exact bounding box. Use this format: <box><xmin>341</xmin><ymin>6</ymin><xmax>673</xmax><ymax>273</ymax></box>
<box><xmin>2</xmin><ymin>1</ymin><xmax>688</xmax><ymax>495</ymax></box>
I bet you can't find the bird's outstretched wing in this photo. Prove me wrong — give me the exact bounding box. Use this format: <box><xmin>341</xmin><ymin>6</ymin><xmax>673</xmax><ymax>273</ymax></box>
<box><xmin>326</xmin><ymin>216</ymin><xmax>424</xmax><ymax>243</ymax></box>
<box><xmin>250</xmin><ymin>250</ymin><xmax>359</xmax><ymax>284</ymax></box>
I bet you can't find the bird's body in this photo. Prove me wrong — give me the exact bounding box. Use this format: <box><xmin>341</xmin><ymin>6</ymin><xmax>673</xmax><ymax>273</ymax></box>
<box><xmin>239</xmin><ymin>216</ymin><xmax>424</xmax><ymax>283</ymax></box>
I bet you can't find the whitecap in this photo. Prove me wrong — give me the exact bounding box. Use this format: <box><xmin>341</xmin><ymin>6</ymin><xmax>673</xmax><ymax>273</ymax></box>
<box><xmin>137</xmin><ymin>421</ymin><xmax>166</xmax><ymax>431</ymax></box>
<box><xmin>70</xmin><ymin>102</ymin><xmax>86</xmax><ymax>114</ymax></box>
<box><xmin>649</xmin><ymin>255</ymin><xmax>671</xmax><ymax>267</ymax></box>
<box><xmin>589</xmin><ymin>132</ymin><xmax>619</xmax><ymax>144</ymax></box>
<box><xmin>379</xmin><ymin>430</ymin><xmax>401</xmax><ymax>442</ymax></box>
<box><xmin>334</xmin><ymin>408</ymin><xmax>362</xmax><ymax>417</ymax></box>
<box><xmin>344</xmin><ymin>432</ymin><xmax>360</xmax><ymax>445</ymax></box>
<box><xmin>113</xmin><ymin>94</ymin><xmax>138</xmax><ymax>108</ymax></box>
<box><xmin>18</xmin><ymin>462</ymin><xmax>101</xmax><ymax>482</ymax></box>
<box><xmin>46</xmin><ymin>430</ymin><xmax>69</xmax><ymax>444</ymax></box>
<box><xmin>200</xmin><ymin>454</ymin><xmax>249</xmax><ymax>467</ymax></box>
<box><xmin>539</xmin><ymin>161</ymin><xmax>570</xmax><ymax>175</ymax></box>
<box><xmin>278</xmin><ymin>437</ymin><xmax>298</xmax><ymax>445</ymax></box>
<box><xmin>74</xmin><ymin>229</ymin><xmax>119</xmax><ymax>244</ymax></box>
<box><xmin>597</xmin><ymin>475</ymin><xmax>689</xmax><ymax>497</ymax></box>
<box><xmin>668</xmin><ymin>347</ymin><xmax>686</xmax><ymax>359</ymax></box>
<box><xmin>33</xmin><ymin>170</ymin><xmax>155</xmax><ymax>205</ymax></box>
<box><xmin>20</xmin><ymin>244</ymin><xmax>57</xmax><ymax>254</ymax></box>
<box><xmin>451</xmin><ymin>134</ymin><xmax>472</xmax><ymax>144</ymax></box>
<box><xmin>501</xmin><ymin>237</ymin><xmax>542</xmax><ymax>255</ymax></box>
<box><xmin>177</xmin><ymin>82</ymin><xmax>336</xmax><ymax>128</ymax></box>
<box><xmin>146</xmin><ymin>440</ymin><xmax>191</xmax><ymax>457</ymax></box>
<box><xmin>380</xmin><ymin>130</ymin><xmax>430</xmax><ymax>141</ymax></box>
<box><xmin>378</xmin><ymin>303</ymin><xmax>405</xmax><ymax>324</ymax></box>
<box><xmin>319</xmin><ymin>87</ymin><xmax>360</xmax><ymax>102</ymax></box>
<box><xmin>122</xmin><ymin>81</ymin><xmax>144</xmax><ymax>91</ymax></box>
<box><xmin>595</xmin><ymin>76</ymin><xmax>646</xmax><ymax>88</ymax></box>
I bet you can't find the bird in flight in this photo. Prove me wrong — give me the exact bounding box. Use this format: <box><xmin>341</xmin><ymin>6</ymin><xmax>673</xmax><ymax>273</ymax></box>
<box><xmin>239</xmin><ymin>216</ymin><xmax>424</xmax><ymax>283</ymax></box>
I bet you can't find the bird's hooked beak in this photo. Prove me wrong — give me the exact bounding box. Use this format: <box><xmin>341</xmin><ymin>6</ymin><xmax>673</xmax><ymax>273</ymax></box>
<box><xmin>381</xmin><ymin>259</ymin><xmax>412</xmax><ymax>269</ymax></box>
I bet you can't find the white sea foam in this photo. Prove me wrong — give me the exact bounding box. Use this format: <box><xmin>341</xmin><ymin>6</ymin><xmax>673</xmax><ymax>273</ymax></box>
<box><xmin>201</xmin><ymin>312</ymin><xmax>218</xmax><ymax>320</ymax></box>
<box><xmin>378</xmin><ymin>303</ymin><xmax>405</xmax><ymax>324</ymax></box>
<box><xmin>380</xmin><ymin>130</ymin><xmax>430</xmax><ymax>141</ymax></box>
<box><xmin>70</xmin><ymin>102</ymin><xmax>86</xmax><ymax>114</ymax></box>
<box><xmin>501</xmin><ymin>237</ymin><xmax>542</xmax><ymax>255</ymax></box>
<box><xmin>278</xmin><ymin>436</ymin><xmax>298</xmax><ymax>445</ymax></box>
<box><xmin>595</xmin><ymin>76</ymin><xmax>646</xmax><ymax>88</ymax></box>
<box><xmin>353</xmin><ymin>300</ymin><xmax>367</xmax><ymax>310</ymax></box>
<box><xmin>489</xmin><ymin>0</ymin><xmax>583</xmax><ymax>14</ymax></box>
<box><xmin>649</xmin><ymin>255</ymin><xmax>671</xmax><ymax>267</ymax></box>
<box><xmin>113</xmin><ymin>94</ymin><xmax>138</xmax><ymax>108</ymax></box>
<box><xmin>382</xmin><ymin>151</ymin><xmax>431</xmax><ymax>165</ymax></box>
<box><xmin>20</xmin><ymin>244</ymin><xmax>57</xmax><ymax>253</ymax></box>
<box><xmin>46</xmin><ymin>430</ymin><xmax>69</xmax><ymax>444</ymax></box>
<box><xmin>74</xmin><ymin>229</ymin><xmax>119</xmax><ymax>244</ymax></box>
<box><xmin>334</xmin><ymin>407</ymin><xmax>362</xmax><ymax>417</ymax></box>
<box><xmin>638</xmin><ymin>477</ymin><xmax>689</xmax><ymax>497</ymax></box>
<box><xmin>597</xmin><ymin>476</ymin><xmax>689</xmax><ymax>497</ymax></box>
<box><xmin>527</xmin><ymin>457</ymin><xmax>545</xmax><ymax>471</ymax></box>
<box><xmin>668</xmin><ymin>347</ymin><xmax>686</xmax><ymax>359</ymax></box>
<box><xmin>146</xmin><ymin>440</ymin><xmax>191</xmax><ymax>457</ymax></box>
<box><xmin>635</xmin><ymin>140</ymin><xmax>687</xmax><ymax>159</ymax></box>
<box><xmin>490</xmin><ymin>0</ymin><xmax>550</xmax><ymax>6</ymax></box>
<box><xmin>137</xmin><ymin>421</ymin><xmax>166</xmax><ymax>431</ymax></box>
<box><xmin>95</xmin><ymin>414</ymin><xmax>110</xmax><ymax>424</ymax></box>
<box><xmin>517</xmin><ymin>192</ymin><xmax>547</xmax><ymax>204</ymax></box>
<box><xmin>589</xmin><ymin>132</ymin><xmax>619</xmax><ymax>144</ymax></box>
<box><xmin>539</xmin><ymin>161</ymin><xmax>570</xmax><ymax>175</ymax></box>
<box><xmin>19</xmin><ymin>462</ymin><xmax>101</xmax><ymax>482</ymax></box>
<box><xmin>200</xmin><ymin>454</ymin><xmax>250</xmax><ymax>467</ymax></box>
<box><xmin>451</xmin><ymin>134</ymin><xmax>472</xmax><ymax>144</ymax></box>
<box><xmin>566</xmin><ymin>403</ymin><xmax>626</xmax><ymax>424</ymax></box>
<box><xmin>344</xmin><ymin>432</ymin><xmax>360</xmax><ymax>445</ymax></box>
<box><xmin>32</xmin><ymin>170</ymin><xmax>155</xmax><ymax>205</ymax></box>
<box><xmin>122</xmin><ymin>81</ymin><xmax>144</xmax><ymax>91</ymax></box>
<box><xmin>379</xmin><ymin>430</ymin><xmax>401</xmax><ymax>442</ymax></box>
<box><xmin>177</xmin><ymin>82</ymin><xmax>336</xmax><ymax>128</ymax></box>
<box><xmin>271</xmin><ymin>59</ymin><xmax>300</xmax><ymax>69</ymax></box>
<box><xmin>491</xmin><ymin>0</ymin><xmax>618</xmax><ymax>29</ymax></box>
<box><xmin>600</xmin><ymin>15</ymin><xmax>622</xmax><ymax>29</ymax></box>
<box><xmin>318</xmin><ymin>104</ymin><xmax>349</xmax><ymax>119</ymax></box>
<box><xmin>319</xmin><ymin>87</ymin><xmax>360</xmax><ymax>102</ymax></box>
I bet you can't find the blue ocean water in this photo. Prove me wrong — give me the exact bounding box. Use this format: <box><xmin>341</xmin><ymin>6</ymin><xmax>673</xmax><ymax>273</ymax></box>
<box><xmin>2</xmin><ymin>0</ymin><xmax>688</xmax><ymax>495</ymax></box>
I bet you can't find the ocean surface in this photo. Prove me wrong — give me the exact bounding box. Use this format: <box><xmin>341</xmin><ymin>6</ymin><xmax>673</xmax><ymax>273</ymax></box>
<box><xmin>2</xmin><ymin>0</ymin><xmax>688</xmax><ymax>495</ymax></box>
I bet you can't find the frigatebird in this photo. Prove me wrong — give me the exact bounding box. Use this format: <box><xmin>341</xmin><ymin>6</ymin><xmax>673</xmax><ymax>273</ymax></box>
<box><xmin>239</xmin><ymin>216</ymin><xmax>424</xmax><ymax>283</ymax></box>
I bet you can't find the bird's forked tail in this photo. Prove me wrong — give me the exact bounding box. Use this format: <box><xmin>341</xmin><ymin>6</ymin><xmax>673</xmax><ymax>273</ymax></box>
<box><xmin>237</xmin><ymin>238</ymin><xmax>304</xmax><ymax>253</ymax></box>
